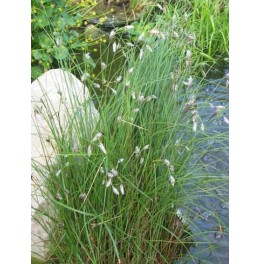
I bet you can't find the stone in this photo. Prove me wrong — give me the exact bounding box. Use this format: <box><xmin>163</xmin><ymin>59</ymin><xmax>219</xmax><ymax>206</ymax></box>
<box><xmin>31</xmin><ymin>69</ymin><xmax>99</xmax><ymax>259</ymax></box>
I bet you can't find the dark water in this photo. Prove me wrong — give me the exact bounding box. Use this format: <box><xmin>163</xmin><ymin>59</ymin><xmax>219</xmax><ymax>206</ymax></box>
<box><xmin>176</xmin><ymin>66</ymin><xmax>229</xmax><ymax>264</ymax></box>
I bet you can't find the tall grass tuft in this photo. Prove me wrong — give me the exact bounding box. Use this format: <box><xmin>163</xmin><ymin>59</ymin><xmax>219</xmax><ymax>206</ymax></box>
<box><xmin>32</xmin><ymin>5</ymin><xmax>228</xmax><ymax>263</ymax></box>
<box><xmin>171</xmin><ymin>0</ymin><xmax>229</xmax><ymax>64</ymax></box>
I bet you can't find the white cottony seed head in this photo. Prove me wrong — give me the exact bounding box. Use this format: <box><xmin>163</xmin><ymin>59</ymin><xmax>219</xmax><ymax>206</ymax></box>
<box><xmin>191</xmin><ymin>110</ymin><xmax>198</xmax><ymax>116</ymax></box>
<box><xmin>186</xmin><ymin>34</ymin><xmax>196</xmax><ymax>43</ymax></box>
<box><xmin>101</xmin><ymin>62</ymin><xmax>106</xmax><ymax>70</ymax></box>
<box><xmin>216</xmin><ymin>105</ymin><xmax>225</xmax><ymax>110</ymax></box>
<box><xmin>137</xmin><ymin>33</ymin><xmax>144</xmax><ymax>42</ymax></box>
<box><xmin>125</xmin><ymin>80</ymin><xmax>130</xmax><ymax>87</ymax></box>
<box><xmin>140</xmin><ymin>157</ymin><xmax>145</xmax><ymax>165</ymax></box>
<box><xmin>109</xmin><ymin>30</ymin><xmax>116</xmax><ymax>39</ymax></box>
<box><xmin>186</xmin><ymin>50</ymin><xmax>192</xmax><ymax>59</ymax></box>
<box><xmin>226</xmin><ymin>80</ymin><xmax>229</xmax><ymax>88</ymax></box>
<box><xmin>55</xmin><ymin>38</ymin><xmax>61</xmax><ymax>46</ymax></box>
<box><xmin>107</xmin><ymin>172</ymin><xmax>114</xmax><ymax>178</ymax></box>
<box><xmin>112</xmin><ymin>186</ymin><xmax>120</xmax><ymax>195</ymax></box>
<box><xmin>135</xmin><ymin>146</ymin><xmax>141</xmax><ymax>155</ymax></box>
<box><xmin>172</xmin><ymin>84</ymin><xmax>178</xmax><ymax>92</ymax></box>
<box><xmin>150</xmin><ymin>29</ymin><xmax>161</xmax><ymax>35</ymax></box>
<box><xmin>146</xmin><ymin>44</ymin><xmax>153</xmax><ymax>52</ymax></box>
<box><xmin>173</xmin><ymin>31</ymin><xmax>179</xmax><ymax>39</ymax></box>
<box><xmin>79</xmin><ymin>193</ymin><xmax>87</xmax><ymax>200</ymax></box>
<box><xmin>169</xmin><ymin>175</ymin><xmax>175</xmax><ymax>186</ymax></box>
<box><xmin>120</xmin><ymin>184</ymin><xmax>125</xmax><ymax>195</ymax></box>
<box><xmin>169</xmin><ymin>165</ymin><xmax>174</xmax><ymax>173</ymax></box>
<box><xmin>139</xmin><ymin>49</ymin><xmax>144</xmax><ymax>60</ymax></box>
<box><xmin>56</xmin><ymin>193</ymin><xmax>63</xmax><ymax>200</ymax></box>
<box><xmin>192</xmin><ymin>113</ymin><xmax>198</xmax><ymax>123</ymax></box>
<box><xmin>87</xmin><ymin>145</ymin><xmax>92</xmax><ymax>157</ymax></box>
<box><xmin>56</xmin><ymin>169</ymin><xmax>62</xmax><ymax>177</ymax></box>
<box><xmin>105</xmin><ymin>178</ymin><xmax>112</xmax><ymax>188</ymax></box>
<box><xmin>98</xmin><ymin>142</ymin><xmax>107</xmax><ymax>154</ymax></box>
<box><xmin>116</xmin><ymin>76</ymin><xmax>122</xmax><ymax>82</ymax></box>
<box><xmin>81</xmin><ymin>73</ymin><xmax>90</xmax><ymax>82</ymax></box>
<box><xmin>118</xmin><ymin>158</ymin><xmax>124</xmax><ymax>164</ymax></box>
<box><xmin>176</xmin><ymin>208</ymin><xmax>183</xmax><ymax>218</ymax></box>
<box><xmin>125</xmin><ymin>25</ymin><xmax>134</xmax><ymax>30</ymax></box>
<box><xmin>112</xmin><ymin>42</ymin><xmax>117</xmax><ymax>52</ymax></box>
<box><xmin>116</xmin><ymin>42</ymin><xmax>121</xmax><ymax>50</ymax></box>
<box><xmin>132</xmin><ymin>108</ymin><xmax>140</xmax><ymax>113</ymax></box>
<box><xmin>184</xmin><ymin>12</ymin><xmax>189</xmax><ymax>22</ymax></box>
<box><xmin>224</xmin><ymin>116</ymin><xmax>229</xmax><ymax>124</ymax></box>
<box><xmin>110</xmin><ymin>169</ymin><xmax>118</xmax><ymax>177</ymax></box>
<box><xmin>193</xmin><ymin>121</ymin><xmax>197</xmax><ymax>132</ymax></box>
<box><xmin>146</xmin><ymin>95</ymin><xmax>157</xmax><ymax>102</ymax></box>
<box><xmin>84</xmin><ymin>53</ymin><xmax>91</xmax><ymax>60</ymax></box>
<box><xmin>81</xmin><ymin>75</ymin><xmax>86</xmax><ymax>82</ymax></box>
<box><xmin>93</xmin><ymin>83</ymin><xmax>101</xmax><ymax>89</ymax></box>
<box><xmin>110</xmin><ymin>87</ymin><xmax>117</xmax><ymax>94</ymax></box>
<box><xmin>160</xmin><ymin>32</ymin><xmax>166</xmax><ymax>40</ymax></box>
<box><xmin>143</xmin><ymin>145</ymin><xmax>149</xmax><ymax>151</ymax></box>
<box><xmin>156</xmin><ymin>3</ymin><xmax>163</xmax><ymax>10</ymax></box>
<box><xmin>138</xmin><ymin>92</ymin><xmax>145</xmax><ymax>102</ymax></box>
<box><xmin>92</xmin><ymin>132</ymin><xmax>103</xmax><ymax>142</ymax></box>
<box><xmin>200</xmin><ymin>123</ymin><xmax>205</xmax><ymax>132</ymax></box>
<box><xmin>163</xmin><ymin>159</ymin><xmax>170</xmax><ymax>166</ymax></box>
<box><xmin>126</xmin><ymin>42</ymin><xmax>134</xmax><ymax>48</ymax></box>
<box><xmin>183</xmin><ymin>76</ymin><xmax>193</xmax><ymax>87</ymax></box>
<box><xmin>128</xmin><ymin>67</ymin><xmax>134</xmax><ymax>73</ymax></box>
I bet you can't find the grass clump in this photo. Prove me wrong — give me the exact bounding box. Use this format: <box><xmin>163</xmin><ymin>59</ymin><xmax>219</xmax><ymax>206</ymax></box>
<box><xmin>171</xmin><ymin>0</ymin><xmax>229</xmax><ymax>64</ymax></box>
<box><xmin>32</xmin><ymin>3</ymin><xmax>228</xmax><ymax>263</ymax></box>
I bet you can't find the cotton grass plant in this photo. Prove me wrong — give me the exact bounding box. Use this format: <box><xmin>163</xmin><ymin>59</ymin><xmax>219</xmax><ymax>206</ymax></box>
<box><xmin>32</xmin><ymin>4</ymin><xmax>228</xmax><ymax>263</ymax></box>
<box><xmin>170</xmin><ymin>0</ymin><xmax>229</xmax><ymax>64</ymax></box>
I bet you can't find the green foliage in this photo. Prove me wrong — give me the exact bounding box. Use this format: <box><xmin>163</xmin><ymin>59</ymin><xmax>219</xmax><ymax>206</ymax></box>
<box><xmin>31</xmin><ymin>257</ymin><xmax>43</xmax><ymax>264</ymax></box>
<box><xmin>172</xmin><ymin>0</ymin><xmax>229</xmax><ymax>63</ymax></box>
<box><xmin>31</xmin><ymin>2</ymin><xmax>228</xmax><ymax>262</ymax></box>
<box><xmin>31</xmin><ymin>0</ymin><xmax>98</xmax><ymax>79</ymax></box>
<box><xmin>189</xmin><ymin>0</ymin><xmax>229</xmax><ymax>59</ymax></box>
<box><xmin>32</xmin><ymin>12</ymin><xmax>228</xmax><ymax>262</ymax></box>
<box><xmin>118</xmin><ymin>0</ymin><xmax>228</xmax><ymax>69</ymax></box>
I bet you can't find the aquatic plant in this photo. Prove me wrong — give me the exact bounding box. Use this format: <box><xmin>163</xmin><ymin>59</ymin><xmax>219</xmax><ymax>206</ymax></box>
<box><xmin>32</xmin><ymin>9</ymin><xmax>228</xmax><ymax>262</ymax></box>
<box><xmin>31</xmin><ymin>1</ymin><xmax>228</xmax><ymax>262</ymax></box>
<box><xmin>171</xmin><ymin>0</ymin><xmax>229</xmax><ymax>63</ymax></box>
<box><xmin>117</xmin><ymin>0</ymin><xmax>228</xmax><ymax>68</ymax></box>
<box><xmin>31</xmin><ymin>0</ymin><xmax>101</xmax><ymax>79</ymax></box>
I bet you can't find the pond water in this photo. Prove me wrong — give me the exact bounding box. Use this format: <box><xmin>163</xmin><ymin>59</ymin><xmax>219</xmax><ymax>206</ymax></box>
<box><xmin>176</xmin><ymin>66</ymin><xmax>229</xmax><ymax>264</ymax></box>
<box><xmin>92</xmin><ymin>1</ymin><xmax>135</xmax><ymax>24</ymax></box>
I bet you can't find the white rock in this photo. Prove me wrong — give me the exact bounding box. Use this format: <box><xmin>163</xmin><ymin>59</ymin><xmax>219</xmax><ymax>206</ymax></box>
<box><xmin>31</xmin><ymin>69</ymin><xmax>99</xmax><ymax>259</ymax></box>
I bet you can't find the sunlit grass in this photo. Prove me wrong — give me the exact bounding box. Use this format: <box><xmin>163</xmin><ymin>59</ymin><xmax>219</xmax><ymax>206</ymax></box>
<box><xmin>31</xmin><ymin>2</ymin><xmax>228</xmax><ymax>263</ymax></box>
